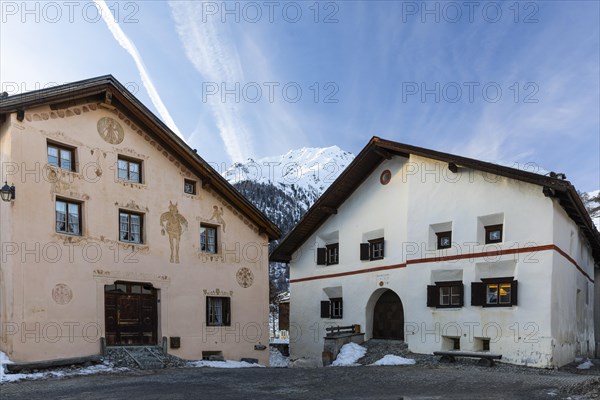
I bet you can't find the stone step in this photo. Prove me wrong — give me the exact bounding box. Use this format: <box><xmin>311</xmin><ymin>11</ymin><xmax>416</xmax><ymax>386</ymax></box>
<box><xmin>120</xmin><ymin>346</ymin><xmax>166</xmax><ymax>370</ymax></box>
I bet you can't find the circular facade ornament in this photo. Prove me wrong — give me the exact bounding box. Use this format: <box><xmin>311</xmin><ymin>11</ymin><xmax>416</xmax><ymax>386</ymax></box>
<box><xmin>97</xmin><ymin>117</ymin><xmax>124</xmax><ymax>144</ymax></box>
<box><xmin>52</xmin><ymin>283</ymin><xmax>73</xmax><ymax>305</ymax></box>
<box><xmin>380</xmin><ymin>169</ymin><xmax>392</xmax><ymax>185</ymax></box>
<box><xmin>236</xmin><ymin>267</ymin><xmax>254</xmax><ymax>288</ymax></box>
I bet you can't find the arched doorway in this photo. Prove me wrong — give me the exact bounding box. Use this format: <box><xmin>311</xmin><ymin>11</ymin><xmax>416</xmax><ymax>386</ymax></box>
<box><xmin>372</xmin><ymin>290</ymin><xmax>404</xmax><ymax>340</ymax></box>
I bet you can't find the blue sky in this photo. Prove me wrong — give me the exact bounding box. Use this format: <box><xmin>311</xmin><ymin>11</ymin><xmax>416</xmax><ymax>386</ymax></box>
<box><xmin>1</xmin><ymin>1</ymin><xmax>598</xmax><ymax>191</ymax></box>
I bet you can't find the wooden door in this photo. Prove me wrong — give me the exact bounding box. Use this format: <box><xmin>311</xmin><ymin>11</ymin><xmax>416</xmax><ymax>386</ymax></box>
<box><xmin>373</xmin><ymin>290</ymin><xmax>404</xmax><ymax>340</ymax></box>
<box><xmin>105</xmin><ymin>282</ymin><xmax>157</xmax><ymax>346</ymax></box>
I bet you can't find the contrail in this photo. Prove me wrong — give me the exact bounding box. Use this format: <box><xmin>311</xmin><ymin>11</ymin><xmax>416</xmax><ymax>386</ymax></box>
<box><xmin>95</xmin><ymin>0</ymin><xmax>182</xmax><ymax>138</ymax></box>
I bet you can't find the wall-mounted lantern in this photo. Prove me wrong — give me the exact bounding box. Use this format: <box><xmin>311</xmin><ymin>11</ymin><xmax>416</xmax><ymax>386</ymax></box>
<box><xmin>0</xmin><ymin>181</ymin><xmax>15</xmax><ymax>202</ymax></box>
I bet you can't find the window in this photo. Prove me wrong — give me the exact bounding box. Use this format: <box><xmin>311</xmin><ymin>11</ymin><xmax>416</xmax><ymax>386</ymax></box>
<box><xmin>55</xmin><ymin>199</ymin><xmax>81</xmax><ymax>235</ymax></box>
<box><xmin>119</xmin><ymin>211</ymin><xmax>143</xmax><ymax>244</ymax></box>
<box><xmin>326</xmin><ymin>243</ymin><xmax>339</xmax><ymax>265</ymax></box>
<box><xmin>360</xmin><ymin>238</ymin><xmax>385</xmax><ymax>261</ymax></box>
<box><xmin>206</xmin><ymin>297</ymin><xmax>231</xmax><ymax>326</ymax></box>
<box><xmin>427</xmin><ymin>281</ymin><xmax>464</xmax><ymax>308</ymax></box>
<box><xmin>471</xmin><ymin>278</ymin><xmax>518</xmax><ymax>307</ymax></box>
<box><xmin>436</xmin><ymin>231</ymin><xmax>452</xmax><ymax>249</ymax></box>
<box><xmin>320</xmin><ymin>298</ymin><xmax>343</xmax><ymax>319</ymax></box>
<box><xmin>200</xmin><ymin>224</ymin><xmax>217</xmax><ymax>253</ymax></box>
<box><xmin>47</xmin><ymin>143</ymin><xmax>75</xmax><ymax>171</ymax></box>
<box><xmin>485</xmin><ymin>224</ymin><xmax>503</xmax><ymax>244</ymax></box>
<box><xmin>117</xmin><ymin>156</ymin><xmax>142</xmax><ymax>183</ymax></box>
<box><xmin>317</xmin><ymin>243</ymin><xmax>339</xmax><ymax>265</ymax></box>
<box><xmin>184</xmin><ymin>179</ymin><xmax>196</xmax><ymax>195</ymax></box>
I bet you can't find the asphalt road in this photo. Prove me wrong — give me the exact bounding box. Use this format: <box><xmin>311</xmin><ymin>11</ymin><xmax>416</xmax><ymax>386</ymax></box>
<box><xmin>1</xmin><ymin>364</ymin><xmax>597</xmax><ymax>400</ymax></box>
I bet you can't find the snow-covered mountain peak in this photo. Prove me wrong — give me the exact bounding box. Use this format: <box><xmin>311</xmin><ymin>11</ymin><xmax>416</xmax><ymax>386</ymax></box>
<box><xmin>224</xmin><ymin>145</ymin><xmax>355</xmax><ymax>195</ymax></box>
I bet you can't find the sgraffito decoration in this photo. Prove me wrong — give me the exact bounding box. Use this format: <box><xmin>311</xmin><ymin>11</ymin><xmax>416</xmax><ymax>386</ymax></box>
<box><xmin>210</xmin><ymin>205</ymin><xmax>226</xmax><ymax>232</ymax></box>
<box><xmin>52</xmin><ymin>283</ymin><xmax>73</xmax><ymax>305</ymax></box>
<box><xmin>160</xmin><ymin>201</ymin><xmax>188</xmax><ymax>263</ymax></box>
<box><xmin>97</xmin><ymin>117</ymin><xmax>125</xmax><ymax>144</ymax></box>
<box><xmin>236</xmin><ymin>267</ymin><xmax>254</xmax><ymax>288</ymax></box>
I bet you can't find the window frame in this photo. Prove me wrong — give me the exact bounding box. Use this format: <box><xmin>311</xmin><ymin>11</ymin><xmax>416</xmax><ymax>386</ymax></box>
<box><xmin>206</xmin><ymin>296</ymin><xmax>231</xmax><ymax>326</ymax></box>
<box><xmin>369</xmin><ymin>238</ymin><xmax>385</xmax><ymax>261</ymax></box>
<box><xmin>436</xmin><ymin>231</ymin><xmax>452</xmax><ymax>250</ymax></box>
<box><xmin>117</xmin><ymin>156</ymin><xmax>142</xmax><ymax>183</ymax></box>
<box><xmin>200</xmin><ymin>224</ymin><xmax>218</xmax><ymax>254</ymax></box>
<box><xmin>320</xmin><ymin>298</ymin><xmax>343</xmax><ymax>319</ymax></box>
<box><xmin>55</xmin><ymin>198</ymin><xmax>82</xmax><ymax>236</ymax></box>
<box><xmin>47</xmin><ymin>142</ymin><xmax>76</xmax><ymax>172</ymax></box>
<box><xmin>184</xmin><ymin>179</ymin><xmax>197</xmax><ymax>195</ymax></box>
<box><xmin>326</xmin><ymin>243</ymin><xmax>339</xmax><ymax>265</ymax></box>
<box><xmin>471</xmin><ymin>277</ymin><xmax>518</xmax><ymax>307</ymax></box>
<box><xmin>427</xmin><ymin>281</ymin><xmax>464</xmax><ymax>309</ymax></box>
<box><xmin>119</xmin><ymin>210</ymin><xmax>144</xmax><ymax>244</ymax></box>
<box><xmin>484</xmin><ymin>224</ymin><xmax>503</xmax><ymax>244</ymax></box>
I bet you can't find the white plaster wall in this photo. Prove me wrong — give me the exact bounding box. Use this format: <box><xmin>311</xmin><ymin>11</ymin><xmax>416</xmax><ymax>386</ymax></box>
<box><xmin>290</xmin><ymin>155</ymin><xmax>593</xmax><ymax>368</ymax></box>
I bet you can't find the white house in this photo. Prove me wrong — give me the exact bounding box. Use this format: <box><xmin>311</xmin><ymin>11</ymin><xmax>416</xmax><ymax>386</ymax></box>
<box><xmin>270</xmin><ymin>137</ymin><xmax>600</xmax><ymax>368</ymax></box>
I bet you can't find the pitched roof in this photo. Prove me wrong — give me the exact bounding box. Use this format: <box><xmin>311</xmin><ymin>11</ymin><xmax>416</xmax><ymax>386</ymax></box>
<box><xmin>0</xmin><ymin>75</ymin><xmax>281</xmax><ymax>240</ymax></box>
<box><xmin>270</xmin><ymin>137</ymin><xmax>600</xmax><ymax>265</ymax></box>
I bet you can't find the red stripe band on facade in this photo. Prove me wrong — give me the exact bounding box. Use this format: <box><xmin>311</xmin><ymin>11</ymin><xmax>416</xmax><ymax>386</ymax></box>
<box><xmin>290</xmin><ymin>244</ymin><xmax>594</xmax><ymax>284</ymax></box>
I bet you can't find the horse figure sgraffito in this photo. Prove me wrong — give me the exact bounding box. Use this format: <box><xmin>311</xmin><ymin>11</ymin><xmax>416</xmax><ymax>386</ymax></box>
<box><xmin>160</xmin><ymin>201</ymin><xmax>188</xmax><ymax>263</ymax></box>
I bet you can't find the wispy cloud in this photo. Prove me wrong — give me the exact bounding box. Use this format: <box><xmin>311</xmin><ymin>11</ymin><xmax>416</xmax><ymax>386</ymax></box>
<box><xmin>169</xmin><ymin>1</ymin><xmax>254</xmax><ymax>162</ymax></box>
<box><xmin>94</xmin><ymin>0</ymin><xmax>182</xmax><ymax>138</ymax></box>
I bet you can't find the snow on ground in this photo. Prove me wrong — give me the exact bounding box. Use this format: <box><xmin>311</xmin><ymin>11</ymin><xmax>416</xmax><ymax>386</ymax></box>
<box><xmin>270</xmin><ymin>338</ymin><xmax>289</xmax><ymax>344</ymax></box>
<box><xmin>188</xmin><ymin>360</ymin><xmax>265</xmax><ymax>368</ymax></box>
<box><xmin>331</xmin><ymin>343</ymin><xmax>367</xmax><ymax>367</ymax></box>
<box><xmin>370</xmin><ymin>355</ymin><xmax>416</xmax><ymax>366</ymax></box>
<box><xmin>269</xmin><ymin>349</ymin><xmax>289</xmax><ymax>368</ymax></box>
<box><xmin>1</xmin><ymin>351</ymin><xmax>128</xmax><ymax>384</ymax></box>
<box><xmin>576</xmin><ymin>359</ymin><xmax>594</xmax><ymax>370</ymax></box>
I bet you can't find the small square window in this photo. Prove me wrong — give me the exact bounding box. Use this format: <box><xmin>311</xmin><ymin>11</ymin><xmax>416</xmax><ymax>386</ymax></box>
<box><xmin>119</xmin><ymin>210</ymin><xmax>143</xmax><ymax>244</ymax></box>
<box><xmin>330</xmin><ymin>298</ymin><xmax>343</xmax><ymax>319</ymax></box>
<box><xmin>200</xmin><ymin>224</ymin><xmax>218</xmax><ymax>253</ymax></box>
<box><xmin>485</xmin><ymin>224</ymin><xmax>503</xmax><ymax>244</ymax></box>
<box><xmin>184</xmin><ymin>179</ymin><xmax>196</xmax><ymax>195</ymax></box>
<box><xmin>48</xmin><ymin>142</ymin><xmax>75</xmax><ymax>171</ymax></box>
<box><xmin>436</xmin><ymin>231</ymin><xmax>452</xmax><ymax>249</ymax></box>
<box><xmin>117</xmin><ymin>156</ymin><xmax>142</xmax><ymax>183</ymax></box>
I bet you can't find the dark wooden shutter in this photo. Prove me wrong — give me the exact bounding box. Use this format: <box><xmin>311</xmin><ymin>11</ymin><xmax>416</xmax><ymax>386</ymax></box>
<box><xmin>316</xmin><ymin>248</ymin><xmax>327</xmax><ymax>265</ymax></box>
<box><xmin>360</xmin><ymin>243</ymin><xmax>370</xmax><ymax>260</ymax></box>
<box><xmin>458</xmin><ymin>284</ymin><xmax>464</xmax><ymax>307</ymax></box>
<box><xmin>206</xmin><ymin>297</ymin><xmax>210</xmax><ymax>324</ymax></box>
<box><xmin>511</xmin><ymin>280</ymin><xmax>518</xmax><ymax>306</ymax></box>
<box><xmin>426</xmin><ymin>285</ymin><xmax>437</xmax><ymax>307</ymax></box>
<box><xmin>320</xmin><ymin>301</ymin><xmax>330</xmax><ymax>318</ymax></box>
<box><xmin>471</xmin><ymin>282</ymin><xmax>485</xmax><ymax>306</ymax></box>
<box><xmin>380</xmin><ymin>241</ymin><xmax>385</xmax><ymax>258</ymax></box>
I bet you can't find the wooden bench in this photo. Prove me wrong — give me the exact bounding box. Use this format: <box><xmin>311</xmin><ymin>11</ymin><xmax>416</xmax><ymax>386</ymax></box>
<box><xmin>433</xmin><ymin>351</ymin><xmax>502</xmax><ymax>367</ymax></box>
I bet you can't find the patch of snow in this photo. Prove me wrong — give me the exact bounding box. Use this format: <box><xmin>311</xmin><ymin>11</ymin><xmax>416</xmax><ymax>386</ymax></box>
<box><xmin>270</xmin><ymin>338</ymin><xmax>289</xmax><ymax>344</ymax></box>
<box><xmin>188</xmin><ymin>360</ymin><xmax>265</xmax><ymax>368</ymax></box>
<box><xmin>331</xmin><ymin>343</ymin><xmax>367</xmax><ymax>367</ymax></box>
<box><xmin>0</xmin><ymin>352</ymin><xmax>128</xmax><ymax>384</ymax></box>
<box><xmin>369</xmin><ymin>354</ymin><xmax>416</xmax><ymax>366</ymax></box>
<box><xmin>576</xmin><ymin>359</ymin><xmax>594</xmax><ymax>370</ymax></box>
<box><xmin>269</xmin><ymin>349</ymin><xmax>289</xmax><ymax>368</ymax></box>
